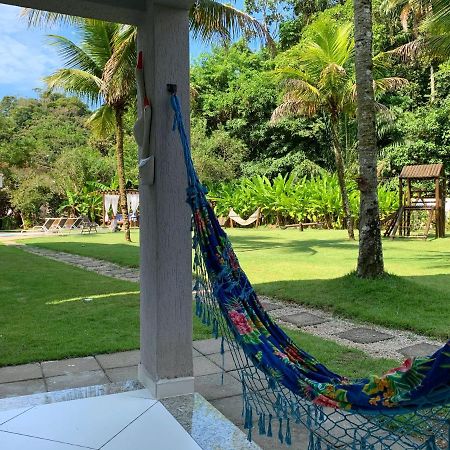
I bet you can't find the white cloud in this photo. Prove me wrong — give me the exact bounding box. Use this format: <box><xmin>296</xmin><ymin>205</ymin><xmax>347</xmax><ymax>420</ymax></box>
<box><xmin>0</xmin><ymin>4</ymin><xmax>62</xmax><ymax>97</ymax></box>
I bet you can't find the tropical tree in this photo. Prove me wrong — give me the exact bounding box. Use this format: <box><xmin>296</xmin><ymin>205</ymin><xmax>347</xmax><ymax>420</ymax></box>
<box><xmin>271</xmin><ymin>18</ymin><xmax>406</xmax><ymax>241</ymax></box>
<box><xmin>353</xmin><ymin>0</ymin><xmax>384</xmax><ymax>277</ymax></box>
<box><xmin>42</xmin><ymin>20</ymin><xmax>134</xmax><ymax>241</ymax></box>
<box><xmin>22</xmin><ymin>4</ymin><xmax>273</xmax><ymax>242</ymax></box>
<box><xmin>271</xmin><ymin>20</ymin><xmax>357</xmax><ymax>238</ymax></box>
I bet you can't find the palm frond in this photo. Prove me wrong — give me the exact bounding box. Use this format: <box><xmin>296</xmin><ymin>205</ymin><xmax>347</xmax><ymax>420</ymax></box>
<box><xmin>189</xmin><ymin>0</ymin><xmax>275</xmax><ymax>52</ymax></box>
<box><xmin>47</xmin><ymin>34</ymin><xmax>101</xmax><ymax>78</ymax></box>
<box><xmin>400</xmin><ymin>3</ymin><xmax>412</xmax><ymax>31</ymax></box>
<box><xmin>45</xmin><ymin>69</ymin><xmax>103</xmax><ymax>105</ymax></box>
<box><xmin>87</xmin><ymin>105</ymin><xmax>115</xmax><ymax>138</ymax></box>
<box><xmin>102</xmin><ymin>25</ymin><xmax>137</xmax><ymax>105</ymax></box>
<box><xmin>374</xmin><ymin>77</ymin><xmax>409</xmax><ymax>94</ymax></box>
<box><xmin>20</xmin><ymin>8</ymin><xmax>83</xmax><ymax>28</ymax></box>
<box><xmin>386</xmin><ymin>38</ymin><xmax>424</xmax><ymax>60</ymax></box>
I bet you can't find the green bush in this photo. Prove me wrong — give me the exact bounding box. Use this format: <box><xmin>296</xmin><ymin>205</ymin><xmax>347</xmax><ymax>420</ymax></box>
<box><xmin>208</xmin><ymin>173</ymin><xmax>398</xmax><ymax>227</ymax></box>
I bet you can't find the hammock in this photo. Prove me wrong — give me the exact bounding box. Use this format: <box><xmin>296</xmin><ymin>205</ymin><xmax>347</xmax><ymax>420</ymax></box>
<box><xmin>169</xmin><ymin>92</ymin><xmax>450</xmax><ymax>449</ymax></box>
<box><xmin>229</xmin><ymin>208</ymin><xmax>261</xmax><ymax>227</ymax></box>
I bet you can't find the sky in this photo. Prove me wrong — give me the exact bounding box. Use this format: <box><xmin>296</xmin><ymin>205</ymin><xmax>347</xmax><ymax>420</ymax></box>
<box><xmin>0</xmin><ymin>3</ymin><xmax>214</xmax><ymax>100</ymax></box>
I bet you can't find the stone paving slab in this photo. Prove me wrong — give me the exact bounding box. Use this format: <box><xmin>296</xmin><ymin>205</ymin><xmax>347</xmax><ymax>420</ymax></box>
<box><xmin>337</xmin><ymin>327</ymin><xmax>394</xmax><ymax>344</ymax></box>
<box><xmin>0</xmin><ymin>379</ymin><xmax>46</xmax><ymax>398</ymax></box>
<box><xmin>41</xmin><ymin>356</ymin><xmax>101</xmax><ymax>377</ymax></box>
<box><xmin>208</xmin><ymin>352</ymin><xmax>239</xmax><ymax>372</ymax></box>
<box><xmin>193</xmin><ymin>338</ymin><xmax>230</xmax><ymax>356</ymax></box>
<box><xmin>280</xmin><ymin>311</ymin><xmax>329</xmax><ymax>327</ymax></box>
<box><xmin>398</xmin><ymin>342</ymin><xmax>442</xmax><ymax>358</ymax></box>
<box><xmin>16</xmin><ymin>245</ymin><xmax>140</xmax><ymax>284</ymax></box>
<box><xmin>193</xmin><ymin>356</ymin><xmax>223</xmax><ymax>376</ymax></box>
<box><xmin>210</xmin><ymin>394</ymin><xmax>245</xmax><ymax>426</ymax></box>
<box><xmin>105</xmin><ymin>366</ymin><xmax>138</xmax><ymax>383</ymax></box>
<box><xmin>195</xmin><ymin>373</ymin><xmax>243</xmax><ymax>401</ymax></box>
<box><xmin>259</xmin><ymin>301</ymin><xmax>282</xmax><ymax>312</ymax></box>
<box><xmin>95</xmin><ymin>350</ymin><xmax>140</xmax><ymax>370</ymax></box>
<box><xmin>46</xmin><ymin>370</ymin><xmax>109</xmax><ymax>392</ymax></box>
<box><xmin>0</xmin><ymin>364</ymin><xmax>41</xmax><ymax>384</ymax></box>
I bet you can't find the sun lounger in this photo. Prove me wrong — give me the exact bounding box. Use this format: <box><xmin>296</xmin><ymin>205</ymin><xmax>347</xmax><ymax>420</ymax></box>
<box><xmin>63</xmin><ymin>217</ymin><xmax>83</xmax><ymax>230</ymax></box>
<box><xmin>29</xmin><ymin>217</ymin><xmax>57</xmax><ymax>233</ymax></box>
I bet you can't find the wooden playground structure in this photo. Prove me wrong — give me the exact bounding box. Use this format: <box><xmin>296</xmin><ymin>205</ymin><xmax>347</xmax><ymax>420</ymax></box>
<box><xmin>385</xmin><ymin>164</ymin><xmax>446</xmax><ymax>239</ymax></box>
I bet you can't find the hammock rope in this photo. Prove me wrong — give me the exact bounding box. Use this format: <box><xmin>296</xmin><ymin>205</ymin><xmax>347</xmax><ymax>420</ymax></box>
<box><xmin>169</xmin><ymin>91</ymin><xmax>450</xmax><ymax>449</ymax></box>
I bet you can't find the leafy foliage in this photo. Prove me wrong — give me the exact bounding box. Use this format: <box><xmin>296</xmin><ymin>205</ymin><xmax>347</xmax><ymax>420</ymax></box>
<box><xmin>209</xmin><ymin>173</ymin><xmax>398</xmax><ymax>226</ymax></box>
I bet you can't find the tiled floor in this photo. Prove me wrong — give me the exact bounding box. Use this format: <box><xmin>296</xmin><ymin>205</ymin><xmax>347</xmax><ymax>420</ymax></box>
<box><xmin>0</xmin><ymin>389</ymin><xmax>202</xmax><ymax>450</ymax></box>
<box><xmin>0</xmin><ymin>341</ymin><xmax>263</xmax><ymax>449</ymax></box>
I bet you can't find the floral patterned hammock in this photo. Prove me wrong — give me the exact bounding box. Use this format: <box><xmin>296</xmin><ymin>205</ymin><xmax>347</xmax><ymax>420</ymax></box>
<box><xmin>170</xmin><ymin>92</ymin><xmax>450</xmax><ymax>449</ymax></box>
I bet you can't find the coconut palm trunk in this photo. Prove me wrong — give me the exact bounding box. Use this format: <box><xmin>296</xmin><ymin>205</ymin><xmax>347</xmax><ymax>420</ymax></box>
<box><xmin>330</xmin><ymin>114</ymin><xmax>355</xmax><ymax>240</ymax></box>
<box><xmin>114</xmin><ymin>108</ymin><xmax>131</xmax><ymax>242</ymax></box>
<box><xmin>353</xmin><ymin>0</ymin><xmax>384</xmax><ymax>277</ymax></box>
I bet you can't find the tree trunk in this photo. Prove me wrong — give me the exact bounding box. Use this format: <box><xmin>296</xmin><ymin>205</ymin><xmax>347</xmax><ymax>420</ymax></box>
<box><xmin>331</xmin><ymin>116</ymin><xmax>355</xmax><ymax>240</ymax></box>
<box><xmin>353</xmin><ymin>0</ymin><xmax>384</xmax><ymax>277</ymax></box>
<box><xmin>115</xmin><ymin>108</ymin><xmax>131</xmax><ymax>242</ymax></box>
<box><xmin>430</xmin><ymin>64</ymin><xmax>436</xmax><ymax>103</ymax></box>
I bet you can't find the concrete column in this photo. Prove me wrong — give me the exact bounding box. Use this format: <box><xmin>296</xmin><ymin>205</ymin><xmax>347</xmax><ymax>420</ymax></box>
<box><xmin>137</xmin><ymin>1</ymin><xmax>193</xmax><ymax>399</ymax></box>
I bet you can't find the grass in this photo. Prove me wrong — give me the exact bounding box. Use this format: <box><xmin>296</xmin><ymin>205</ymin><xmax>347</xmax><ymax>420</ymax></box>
<box><xmin>24</xmin><ymin>228</ymin><xmax>450</xmax><ymax>340</ymax></box>
<box><xmin>0</xmin><ymin>244</ymin><xmax>209</xmax><ymax>366</ymax></box>
<box><xmin>285</xmin><ymin>329</ymin><xmax>396</xmax><ymax>378</ymax></box>
<box><xmin>0</xmin><ymin>244</ymin><xmax>398</xmax><ymax>378</ymax></box>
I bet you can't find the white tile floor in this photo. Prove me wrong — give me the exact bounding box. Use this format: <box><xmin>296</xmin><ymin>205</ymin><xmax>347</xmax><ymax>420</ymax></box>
<box><xmin>0</xmin><ymin>390</ymin><xmax>202</xmax><ymax>450</ymax></box>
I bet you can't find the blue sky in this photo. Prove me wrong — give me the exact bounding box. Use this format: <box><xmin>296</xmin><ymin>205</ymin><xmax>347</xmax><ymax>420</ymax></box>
<box><xmin>0</xmin><ymin>3</ymin><xmax>215</xmax><ymax>99</ymax></box>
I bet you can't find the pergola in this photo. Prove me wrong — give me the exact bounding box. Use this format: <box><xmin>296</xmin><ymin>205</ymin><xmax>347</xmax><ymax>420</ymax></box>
<box><xmin>2</xmin><ymin>0</ymin><xmax>193</xmax><ymax>398</ymax></box>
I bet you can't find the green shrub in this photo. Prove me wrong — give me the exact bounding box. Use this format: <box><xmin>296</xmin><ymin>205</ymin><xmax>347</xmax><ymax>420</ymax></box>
<box><xmin>208</xmin><ymin>173</ymin><xmax>398</xmax><ymax>227</ymax></box>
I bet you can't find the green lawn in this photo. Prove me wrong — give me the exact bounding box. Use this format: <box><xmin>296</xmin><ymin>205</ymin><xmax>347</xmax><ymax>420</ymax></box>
<box><xmin>0</xmin><ymin>243</ymin><xmax>398</xmax><ymax>378</ymax></box>
<box><xmin>24</xmin><ymin>228</ymin><xmax>450</xmax><ymax>340</ymax></box>
<box><xmin>0</xmin><ymin>244</ymin><xmax>209</xmax><ymax>366</ymax></box>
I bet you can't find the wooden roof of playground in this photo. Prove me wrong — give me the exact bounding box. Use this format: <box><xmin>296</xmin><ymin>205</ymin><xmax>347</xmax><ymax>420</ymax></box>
<box><xmin>399</xmin><ymin>164</ymin><xmax>444</xmax><ymax>179</ymax></box>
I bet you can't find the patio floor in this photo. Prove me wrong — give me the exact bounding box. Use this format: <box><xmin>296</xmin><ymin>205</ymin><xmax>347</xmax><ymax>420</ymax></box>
<box><xmin>0</xmin><ymin>339</ymin><xmax>267</xmax><ymax>449</ymax></box>
<box><xmin>0</xmin><ymin>339</ymin><xmax>317</xmax><ymax>449</ymax></box>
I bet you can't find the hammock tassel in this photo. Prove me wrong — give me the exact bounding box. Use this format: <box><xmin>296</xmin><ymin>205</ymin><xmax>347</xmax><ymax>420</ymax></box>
<box><xmin>425</xmin><ymin>437</ymin><xmax>438</xmax><ymax>450</ymax></box>
<box><xmin>308</xmin><ymin>430</ymin><xmax>315</xmax><ymax>450</ymax></box>
<box><xmin>278</xmin><ymin>418</ymin><xmax>284</xmax><ymax>444</ymax></box>
<box><xmin>315</xmin><ymin>436</ymin><xmax>322</xmax><ymax>450</ymax></box>
<box><xmin>212</xmin><ymin>318</ymin><xmax>219</xmax><ymax>338</ymax></box>
<box><xmin>268</xmin><ymin>376</ymin><xmax>276</xmax><ymax>390</ymax></box>
<box><xmin>285</xmin><ymin>418</ymin><xmax>292</xmax><ymax>446</ymax></box>
<box><xmin>267</xmin><ymin>414</ymin><xmax>273</xmax><ymax>437</ymax></box>
<box><xmin>258</xmin><ymin>413</ymin><xmax>266</xmax><ymax>436</ymax></box>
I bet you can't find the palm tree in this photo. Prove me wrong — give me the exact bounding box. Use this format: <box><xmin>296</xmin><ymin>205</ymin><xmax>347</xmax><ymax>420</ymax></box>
<box><xmin>271</xmin><ymin>19</ymin><xmax>406</xmax><ymax>242</ymax></box>
<box><xmin>44</xmin><ymin>20</ymin><xmax>134</xmax><ymax>241</ymax></box>
<box><xmin>22</xmin><ymin>5</ymin><xmax>273</xmax><ymax>243</ymax></box>
<box><xmin>353</xmin><ymin>0</ymin><xmax>384</xmax><ymax>278</ymax></box>
<box><xmin>271</xmin><ymin>21</ymin><xmax>357</xmax><ymax>239</ymax></box>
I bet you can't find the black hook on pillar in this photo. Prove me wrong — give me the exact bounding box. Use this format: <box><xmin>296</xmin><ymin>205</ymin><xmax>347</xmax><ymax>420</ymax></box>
<box><xmin>167</xmin><ymin>84</ymin><xmax>177</xmax><ymax>94</ymax></box>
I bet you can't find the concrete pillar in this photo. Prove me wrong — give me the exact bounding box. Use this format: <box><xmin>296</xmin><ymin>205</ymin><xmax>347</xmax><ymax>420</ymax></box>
<box><xmin>137</xmin><ymin>1</ymin><xmax>193</xmax><ymax>399</ymax></box>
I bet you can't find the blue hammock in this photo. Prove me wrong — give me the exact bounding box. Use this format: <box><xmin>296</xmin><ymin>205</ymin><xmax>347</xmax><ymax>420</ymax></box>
<box><xmin>169</xmin><ymin>91</ymin><xmax>450</xmax><ymax>449</ymax></box>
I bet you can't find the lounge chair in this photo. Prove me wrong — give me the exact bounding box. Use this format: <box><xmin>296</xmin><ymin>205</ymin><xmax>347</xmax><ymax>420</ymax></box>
<box><xmin>49</xmin><ymin>217</ymin><xmax>68</xmax><ymax>232</ymax></box>
<box><xmin>29</xmin><ymin>217</ymin><xmax>57</xmax><ymax>233</ymax></box>
<box><xmin>80</xmin><ymin>216</ymin><xmax>98</xmax><ymax>234</ymax></box>
<box><xmin>63</xmin><ymin>217</ymin><xmax>83</xmax><ymax>230</ymax></box>
<box><xmin>228</xmin><ymin>208</ymin><xmax>261</xmax><ymax>227</ymax></box>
